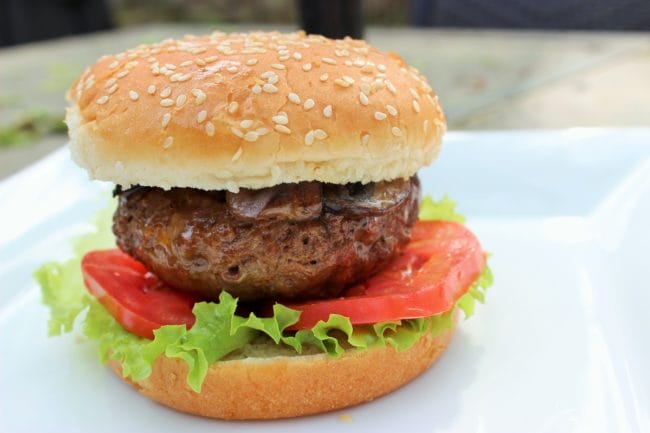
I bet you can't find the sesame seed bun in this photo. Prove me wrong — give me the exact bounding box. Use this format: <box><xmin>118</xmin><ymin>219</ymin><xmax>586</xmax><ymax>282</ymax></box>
<box><xmin>67</xmin><ymin>31</ymin><xmax>446</xmax><ymax>191</ymax></box>
<box><xmin>109</xmin><ymin>328</ymin><xmax>452</xmax><ymax>420</ymax></box>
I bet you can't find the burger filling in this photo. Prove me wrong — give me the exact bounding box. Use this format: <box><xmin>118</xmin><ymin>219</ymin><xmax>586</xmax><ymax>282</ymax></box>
<box><xmin>113</xmin><ymin>177</ymin><xmax>420</xmax><ymax>302</ymax></box>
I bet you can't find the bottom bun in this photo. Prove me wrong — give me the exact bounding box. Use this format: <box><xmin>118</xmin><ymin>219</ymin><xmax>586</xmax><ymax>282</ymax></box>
<box><xmin>110</xmin><ymin>329</ymin><xmax>453</xmax><ymax>420</ymax></box>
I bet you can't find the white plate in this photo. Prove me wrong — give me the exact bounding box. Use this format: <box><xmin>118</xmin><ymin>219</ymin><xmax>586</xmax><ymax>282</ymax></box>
<box><xmin>1</xmin><ymin>129</ymin><xmax>649</xmax><ymax>433</ymax></box>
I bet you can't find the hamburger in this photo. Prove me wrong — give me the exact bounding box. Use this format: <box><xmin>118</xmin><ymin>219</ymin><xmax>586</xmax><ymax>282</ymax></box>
<box><xmin>36</xmin><ymin>31</ymin><xmax>492</xmax><ymax>420</ymax></box>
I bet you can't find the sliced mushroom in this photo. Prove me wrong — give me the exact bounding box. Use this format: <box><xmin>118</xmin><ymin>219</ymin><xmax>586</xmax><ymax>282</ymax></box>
<box><xmin>226</xmin><ymin>188</ymin><xmax>276</xmax><ymax>219</ymax></box>
<box><xmin>227</xmin><ymin>182</ymin><xmax>322</xmax><ymax>221</ymax></box>
<box><xmin>258</xmin><ymin>182</ymin><xmax>322</xmax><ymax>221</ymax></box>
<box><xmin>323</xmin><ymin>178</ymin><xmax>412</xmax><ymax>215</ymax></box>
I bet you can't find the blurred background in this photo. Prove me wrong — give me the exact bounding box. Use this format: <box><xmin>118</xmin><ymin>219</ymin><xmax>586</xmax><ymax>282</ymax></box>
<box><xmin>1</xmin><ymin>0</ymin><xmax>649</xmax><ymax>179</ymax></box>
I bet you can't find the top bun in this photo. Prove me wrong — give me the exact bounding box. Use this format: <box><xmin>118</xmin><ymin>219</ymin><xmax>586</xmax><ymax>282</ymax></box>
<box><xmin>67</xmin><ymin>31</ymin><xmax>446</xmax><ymax>191</ymax></box>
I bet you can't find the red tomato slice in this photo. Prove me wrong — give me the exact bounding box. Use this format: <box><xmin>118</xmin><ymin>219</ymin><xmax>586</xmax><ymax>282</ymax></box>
<box><xmin>81</xmin><ymin>221</ymin><xmax>485</xmax><ymax>337</ymax></box>
<box><xmin>285</xmin><ymin>221</ymin><xmax>486</xmax><ymax>329</ymax></box>
<box><xmin>81</xmin><ymin>249</ymin><xmax>198</xmax><ymax>339</ymax></box>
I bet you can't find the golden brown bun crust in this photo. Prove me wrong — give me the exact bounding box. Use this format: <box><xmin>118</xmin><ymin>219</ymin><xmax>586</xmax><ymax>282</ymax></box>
<box><xmin>110</xmin><ymin>329</ymin><xmax>452</xmax><ymax>420</ymax></box>
<box><xmin>67</xmin><ymin>31</ymin><xmax>446</xmax><ymax>191</ymax></box>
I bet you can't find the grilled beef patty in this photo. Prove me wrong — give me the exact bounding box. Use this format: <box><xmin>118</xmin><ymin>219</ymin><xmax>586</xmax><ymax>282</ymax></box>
<box><xmin>113</xmin><ymin>177</ymin><xmax>420</xmax><ymax>302</ymax></box>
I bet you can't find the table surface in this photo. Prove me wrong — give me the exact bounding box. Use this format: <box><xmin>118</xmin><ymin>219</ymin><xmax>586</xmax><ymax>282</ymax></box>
<box><xmin>1</xmin><ymin>24</ymin><xmax>649</xmax><ymax>179</ymax></box>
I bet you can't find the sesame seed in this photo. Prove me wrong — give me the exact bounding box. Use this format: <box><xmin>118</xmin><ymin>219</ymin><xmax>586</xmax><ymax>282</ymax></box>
<box><xmin>320</xmin><ymin>73</ymin><xmax>329</xmax><ymax>82</ymax></box>
<box><xmin>244</xmin><ymin>131</ymin><xmax>259</xmax><ymax>142</ymax></box>
<box><xmin>322</xmin><ymin>57</ymin><xmax>337</xmax><ymax>65</ymax></box>
<box><xmin>412</xmin><ymin>99</ymin><xmax>421</xmax><ymax>113</ymax></box>
<box><xmin>386</xmin><ymin>80</ymin><xmax>397</xmax><ymax>94</ymax></box>
<box><xmin>275</xmin><ymin>124</ymin><xmax>291</xmax><ymax>134</ymax></box>
<box><xmin>371</xmin><ymin>79</ymin><xmax>386</xmax><ymax>93</ymax></box>
<box><xmin>378</xmin><ymin>64</ymin><xmax>387</xmax><ymax>72</ymax></box>
<box><xmin>147</xmin><ymin>84</ymin><xmax>156</xmax><ymax>95</ymax></box>
<box><xmin>267</xmin><ymin>74</ymin><xmax>279</xmax><ymax>85</ymax></box>
<box><xmin>161</xmin><ymin>113</ymin><xmax>171</xmax><ymax>128</ymax></box>
<box><xmin>305</xmin><ymin>130</ymin><xmax>315</xmax><ymax>145</ymax></box>
<box><xmin>293</xmin><ymin>52</ymin><xmax>302</xmax><ymax>60</ymax></box>
<box><xmin>163</xmin><ymin>136</ymin><xmax>174</xmax><ymax>148</ymax></box>
<box><xmin>109</xmin><ymin>60</ymin><xmax>119</xmax><ymax>69</ymax></box>
<box><xmin>323</xmin><ymin>105</ymin><xmax>333</xmax><ymax>118</ymax></box>
<box><xmin>192</xmin><ymin>88</ymin><xmax>206</xmax><ymax>104</ymax></box>
<box><xmin>228</xmin><ymin>101</ymin><xmax>239</xmax><ymax>114</ymax></box>
<box><xmin>105</xmin><ymin>78</ymin><xmax>117</xmax><ymax>88</ymax></box>
<box><xmin>197</xmin><ymin>110</ymin><xmax>207</xmax><ymax>123</ymax></box>
<box><xmin>204</xmin><ymin>55</ymin><xmax>219</xmax><ymax>63</ymax></box>
<box><xmin>410</xmin><ymin>88</ymin><xmax>420</xmax><ymax>99</ymax></box>
<box><xmin>214</xmin><ymin>73</ymin><xmax>224</xmax><ymax>84</ymax></box>
<box><xmin>227</xmin><ymin>66</ymin><xmax>238</xmax><ymax>73</ymax></box>
<box><xmin>96</xmin><ymin>95</ymin><xmax>109</xmax><ymax>105</ymax></box>
<box><xmin>303</xmin><ymin>98</ymin><xmax>315</xmax><ymax>110</ymax></box>
<box><xmin>160</xmin><ymin>87</ymin><xmax>172</xmax><ymax>98</ymax></box>
<box><xmin>252</xmin><ymin>84</ymin><xmax>261</xmax><ymax>94</ymax></box>
<box><xmin>278</xmin><ymin>49</ymin><xmax>290</xmax><ymax>56</ymax></box>
<box><xmin>361</xmin><ymin>134</ymin><xmax>370</xmax><ymax>146</ymax></box>
<box><xmin>178</xmin><ymin>74</ymin><xmax>191</xmax><ymax>82</ymax></box>
<box><xmin>279</xmin><ymin>55</ymin><xmax>290</xmax><ymax>61</ymax></box>
<box><xmin>195</xmin><ymin>59</ymin><xmax>207</xmax><ymax>66</ymax></box>
<box><xmin>240</xmin><ymin>119</ymin><xmax>253</xmax><ymax>129</ymax></box>
<box><xmin>263</xmin><ymin>83</ymin><xmax>278</xmax><ymax>93</ymax></box>
<box><xmin>342</xmin><ymin>75</ymin><xmax>355</xmax><ymax>84</ymax></box>
<box><xmin>288</xmin><ymin>92</ymin><xmax>301</xmax><ymax>104</ymax></box>
<box><xmin>247</xmin><ymin>59</ymin><xmax>259</xmax><ymax>66</ymax></box>
<box><xmin>361</xmin><ymin>64</ymin><xmax>375</xmax><ymax>74</ymax></box>
<box><xmin>107</xmin><ymin>84</ymin><xmax>118</xmax><ymax>94</ymax></box>
<box><xmin>353</xmin><ymin>59</ymin><xmax>365</xmax><ymax>67</ymax></box>
<box><xmin>160</xmin><ymin>98</ymin><xmax>174</xmax><ymax>107</ymax></box>
<box><xmin>302</xmin><ymin>63</ymin><xmax>312</xmax><ymax>72</ymax></box>
<box><xmin>271</xmin><ymin>63</ymin><xmax>286</xmax><ymax>70</ymax></box>
<box><xmin>261</xmin><ymin>71</ymin><xmax>276</xmax><ymax>79</ymax></box>
<box><xmin>391</xmin><ymin>127</ymin><xmax>403</xmax><ymax>137</ymax></box>
<box><xmin>117</xmin><ymin>70</ymin><xmax>129</xmax><ymax>78</ymax></box>
<box><xmin>164</xmin><ymin>63</ymin><xmax>177</xmax><ymax>70</ymax></box>
<box><xmin>272</xmin><ymin>114</ymin><xmax>289</xmax><ymax>125</ymax></box>
<box><xmin>232</xmin><ymin>147</ymin><xmax>243</xmax><ymax>161</ymax></box>
<box><xmin>128</xmin><ymin>90</ymin><xmax>138</xmax><ymax>101</ymax></box>
<box><xmin>386</xmin><ymin>105</ymin><xmax>398</xmax><ymax>116</ymax></box>
<box><xmin>256</xmin><ymin>127</ymin><xmax>270</xmax><ymax>136</ymax></box>
<box><xmin>180</xmin><ymin>60</ymin><xmax>193</xmax><ymax>67</ymax></box>
<box><xmin>359</xmin><ymin>92</ymin><xmax>369</xmax><ymax>106</ymax></box>
<box><xmin>360</xmin><ymin>83</ymin><xmax>371</xmax><ymax>95</ymax></box>
<box><xmin>314</xmin><ymin>129</ymin><xmax>327</xmax><ymax>140</ymax></box>
<box><xmin>230</xmin><ymin>126</ymin><xmax>243</xmax><ymax>138</ymax></box>
<box><xmin>176</xmin><ymin>94</ymin><xmax>187</xmax><ymax>107</ymax></box>
<box><xmin>205</xmin><ymin>122</ymin><xmax>215</xmax><ymax>137</ymax></box>
<box><xmin>374</xmin><ymin>111</ymin><xmax>387</xmax><ymax>120</ymax></box>
<box><xmin>334</xmin><ymin>78</ymin><xmax>351</xmax><ymax>88</ymax></box>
